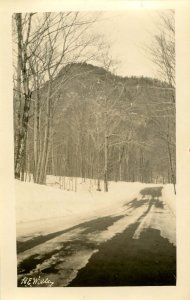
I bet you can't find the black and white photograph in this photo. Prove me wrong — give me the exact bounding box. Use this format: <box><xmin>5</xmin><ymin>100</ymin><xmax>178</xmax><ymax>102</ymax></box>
<box><xmin>12</xmin><ymin>9</ymin><xmax>176</xmax><ymax>287</ymax></box>
<box><xmin>1</xmin><ymin>0</ymin><xmax>190</xmax><ymax>299</ymax></box>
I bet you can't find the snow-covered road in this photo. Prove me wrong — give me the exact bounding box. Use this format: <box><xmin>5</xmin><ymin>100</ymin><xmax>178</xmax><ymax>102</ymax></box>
<box><xmin>16</xmin><ymin>184</ymin><xmax>176</xmax><ymax>287</ymax></box>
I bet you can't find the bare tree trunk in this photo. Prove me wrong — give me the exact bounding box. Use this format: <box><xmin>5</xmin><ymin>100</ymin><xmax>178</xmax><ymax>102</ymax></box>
<box><xmin>33</xmin><ymin>76</ymin><xmax>41</xmax><ymax>182</ymax></box>
<box><xmin>97</xmin><ymin>179</ymin><xmax>101</xmax><ymax>191</ymax></box>
<box><xmin>35</xmin><ymin>121</ymin><xmax>43</xmax><ymax>183</ymax></box>
<box><xmin>14</xmin><ymin>13</ymin><xmax>23</xmax><ymax>179</ymax></box>
<box><xmin>14</xmin><ymin>19</ymin><xmax>22</xmax><ymax>175</ymax></box>
<box><xmin>167</xmin><ymin>140</ymin><xmax>176</xmax><ymax>194</ymax></box>
<box><xmin>104</xmin><ymin>134</ymin><xmax>108</xmax><ymax>192</ymax></box>
<box><xmin>21</xmin><ymin>130</ymin><xmax>29</xmax><ymax>181</ymax></box>
<box><xmin>51</xmin><ymin>133</ymin><xmax>55</xmax><ymax>175</ymax></box>
<box><xmin>118</xmin><ymin>146</ymin><xmax>125</xmax><ymax>181</ymax></box>
<box><xmin>38</xmin><ymin>82</ymin><xmax>51</xmax><ymax>184</ymax></box>
<box><xmin>14</xmin><ymin>13</ymin><xmax>33</xmax><ymax>180</ymax></box>
<box><xmin>14</xmin><ymin>92</ymin><xmax>31</xmax><ymax>179</ymax></box>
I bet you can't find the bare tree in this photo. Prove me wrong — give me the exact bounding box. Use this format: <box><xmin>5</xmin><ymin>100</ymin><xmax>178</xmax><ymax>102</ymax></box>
<box><xmin>147</xmin><ymin>10</ymin><xmax>176</xmax><ymax>193</ymax></box>
<box><xmin>13</xmin><ymin>12</ymin><xmax>107</xmax><ymax>183</ymax></box>
<box><xmin>13</xmin><ymin>13</ymin><xmax>36</xmax><ymax>180</ymax></box>
<box><xmin>88</xmin><ymin>73</ymin><xmax>133</xmax><ymax>191</ymax></box>
<box><xmin>149</xmin><ymin>10</ymin><xmax>175</xmax><ymax>87</ymax></box>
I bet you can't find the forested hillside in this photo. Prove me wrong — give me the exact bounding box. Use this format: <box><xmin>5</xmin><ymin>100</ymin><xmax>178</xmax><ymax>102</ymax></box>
<box><xmin>24</xmin><ymin>62</ymin><xmax>175</xmax><ymax>190</ymax></box>
<box><xmin>12</xmin><ymin>12</ymin><xmax>175</xmax><ymax>192</ymax></box>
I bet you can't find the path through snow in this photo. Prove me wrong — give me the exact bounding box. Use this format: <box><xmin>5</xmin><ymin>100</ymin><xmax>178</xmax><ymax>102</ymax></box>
<box><xmin>16</xmin><ymin>183</ymin><xmax>176</xmax><ymax>287</ymax></box>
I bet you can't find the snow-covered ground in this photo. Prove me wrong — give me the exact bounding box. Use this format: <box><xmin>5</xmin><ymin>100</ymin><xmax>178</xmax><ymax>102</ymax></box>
<box><xmin>15</xmin><ymin>177</ymin><xmax>176</xmax><ymax>245</ymax></box>
<box><xmin>162</xmin><ymin>184</ymin><xmax>176</xmax><ymax>215</ymax></box>
<box><xmin>16</xmin><ymin>178</ymin><xmax>176</xmax><ymax>286</ymax></box>
<box><xmin>16</xmin><ymin>177</ymin><xmax>145</xmax><ymax>239</ymax></box>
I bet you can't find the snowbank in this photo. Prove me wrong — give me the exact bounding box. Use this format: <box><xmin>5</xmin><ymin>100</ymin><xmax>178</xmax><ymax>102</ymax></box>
<box><xmin>15</xmin><ymin>178</ymin><xmax>145</xmax><ymax>239</ymax></box>
<box><xmin>162</xmin><ymin>184</ymin><xmax>176</xmax><ymax>216</ymax></box>
<box><xmin>15</xmin><ymin>177</ymin><xmax>175</xmax><ymax>241</ymax></box>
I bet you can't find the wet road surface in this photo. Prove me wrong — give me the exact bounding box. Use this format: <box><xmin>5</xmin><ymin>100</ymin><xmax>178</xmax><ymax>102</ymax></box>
<box><xmin>17</xmin><ymin>186</ymin><xmax>176</xmax><ymax>287</ymax></box>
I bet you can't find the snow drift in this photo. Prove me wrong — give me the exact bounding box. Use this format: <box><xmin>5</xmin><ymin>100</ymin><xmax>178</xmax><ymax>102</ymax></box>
<box><xmin>16</xmin><ymin>178</ymin><xmax>145</xmax><ymax>239</ymax></box>
<box><xmin>15</xmin><ymin>177</ymin><xmax>176</xmax><ymax>245</ymax></box>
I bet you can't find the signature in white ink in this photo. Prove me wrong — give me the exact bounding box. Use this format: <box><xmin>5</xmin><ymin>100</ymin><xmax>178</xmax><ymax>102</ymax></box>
<box><xmin>20</xmin><ymin>276</ymin><xmax>54</xmax><ymax>287</ymax></box>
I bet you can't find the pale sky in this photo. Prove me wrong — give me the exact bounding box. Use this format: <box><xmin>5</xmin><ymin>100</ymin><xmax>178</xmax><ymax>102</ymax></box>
<box><xmin>92</xmin><ymin>10</ymin><xmax>163</xmax><ymax>79</ymax></box>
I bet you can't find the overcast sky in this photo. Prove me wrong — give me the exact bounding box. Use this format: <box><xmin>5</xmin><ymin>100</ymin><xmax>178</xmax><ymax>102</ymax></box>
<box><xmin>92</xmin><ymin>10</ymin><xmax>162</xmax><ymax>79</ymax></box>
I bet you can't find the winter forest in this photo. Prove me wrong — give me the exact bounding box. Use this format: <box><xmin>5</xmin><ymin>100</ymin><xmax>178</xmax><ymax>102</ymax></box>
<box><xmin>11</xmin><ymin>10</ymin><xmax>178</xmax><ymax>288</ymax></box>
<box><xmin>12</xmin><ymin>11</ymin><xmax>175</xmax><ymax>193</ymax></box>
